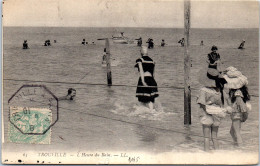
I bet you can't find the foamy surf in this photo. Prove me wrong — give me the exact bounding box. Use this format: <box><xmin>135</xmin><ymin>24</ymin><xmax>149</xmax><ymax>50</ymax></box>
<box><xmin>110</xmin><ymin>100</ymin><xmax>176</xmax><ymax>120</ymax></box>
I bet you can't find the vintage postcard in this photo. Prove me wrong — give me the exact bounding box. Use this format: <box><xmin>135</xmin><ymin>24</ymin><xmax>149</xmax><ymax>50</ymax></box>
<box><xmin>2</xmin><ymin>0</ymin><xmax>259</xmax><ymax>164</ymax></box>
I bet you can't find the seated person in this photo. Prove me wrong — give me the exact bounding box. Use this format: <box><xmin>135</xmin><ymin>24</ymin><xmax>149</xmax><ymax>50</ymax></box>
<box><xmin>207</xmin><ymin>45</ymin><xmax>221</xmax><ymax>70</ymax></box>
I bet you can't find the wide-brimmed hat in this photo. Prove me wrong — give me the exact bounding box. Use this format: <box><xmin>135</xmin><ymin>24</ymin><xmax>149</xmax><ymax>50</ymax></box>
<box><xmin>223</xmin><ymin>66</ymin><xmax>248</xmax><ymax>89</ymax></box>
<box><xmin>225</xmin><ymin>66</ymin><xmax>242</xmax><ymax>78</ymax></box>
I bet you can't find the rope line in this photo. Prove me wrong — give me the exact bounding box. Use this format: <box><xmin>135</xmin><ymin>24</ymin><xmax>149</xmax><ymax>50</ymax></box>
<box><xmin>4</xmin><ymin>78</ymin><xmax>259</xmax><ymax>97</ymax></box>
<box><xmin>3</xmin><ymin>78</ymin><xmax>185</xmax><ymax>90</ymax></box>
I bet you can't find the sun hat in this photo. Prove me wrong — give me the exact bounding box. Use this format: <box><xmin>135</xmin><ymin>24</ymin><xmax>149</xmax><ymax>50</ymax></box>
<box><xmin>223</xmin><ymin>66</ymin><xmax>248</xmax><ymax>89</ymax></box>
<box><xmin>211</xmin><ymin>45</ymin><xmax>218</xmax><ymax>51</ymax></box>
<box><xmin>225</xmin><ymin>66</ymin><xmax>242</xmax><ymax>78</ymax></box>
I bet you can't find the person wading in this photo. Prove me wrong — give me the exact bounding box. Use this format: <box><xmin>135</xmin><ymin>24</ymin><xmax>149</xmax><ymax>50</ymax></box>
<box><xmin>223</xmin><ymin>66</ymin><xmax>251</xmax><ymax>146</ymax></box>
<box><xmin>135</xmin><ymin>46</ymin><xmax>159</xmax><ymax>110</ymax></box>
<box><xmin>197</xmin><ymin>68</ymin><xmax>230</xmax><ymax>151</ymax></box>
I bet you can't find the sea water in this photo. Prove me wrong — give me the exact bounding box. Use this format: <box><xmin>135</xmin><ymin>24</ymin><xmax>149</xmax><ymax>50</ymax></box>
<box><xmin>3</xmin><ymin>27</ymin><xmax>259</xmax><ymax>152</ymax></box>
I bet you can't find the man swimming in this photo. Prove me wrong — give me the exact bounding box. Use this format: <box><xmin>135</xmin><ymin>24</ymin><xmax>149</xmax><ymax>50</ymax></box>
<box><xmin>58</xmin><ymin>88</ymin><xmax>76</xmax><ymax>101</ymax></box>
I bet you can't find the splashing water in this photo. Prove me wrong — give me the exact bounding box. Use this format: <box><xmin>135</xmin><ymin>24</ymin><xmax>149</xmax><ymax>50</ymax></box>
<box><xmin>110</xmin><ymin>100</ymin><xmax>176</xmax><ymax>120</ymax></box>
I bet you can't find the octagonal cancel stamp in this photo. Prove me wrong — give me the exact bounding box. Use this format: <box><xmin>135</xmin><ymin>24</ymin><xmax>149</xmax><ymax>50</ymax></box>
<box><xmin>8</xmin><ymin>85</ymin><xmax>58</xmax><ymax>144</ymax></box>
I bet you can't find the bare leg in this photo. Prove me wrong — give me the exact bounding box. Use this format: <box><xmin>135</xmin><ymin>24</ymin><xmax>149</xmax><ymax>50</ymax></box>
<box><xmin>139</xmin><ymin>102</ymin><xmax>146</xmax><ymax>107</ymax></box>
<box><xmin>230</xmin><ymin>125</ymin><xmax>237</xmax><ymax>144</ymax></box>
<box><xmin>203</xmin><ymin>125</ymin><xmax>211</xmax><ymax>152</ymax></box>
<box><xmin>211</xmin><ymin>126</ymin><xmax>219</xmax><ymax>150</ymax></box>
<box><xmin>232</xmin><ymin>120</ymin><xmax>243</xmax><ymax>146</ymax></box>
<box><xmin>148</xmin><ymin>102</ymin><xmax>154</xmax><ymax>110</ymax></box>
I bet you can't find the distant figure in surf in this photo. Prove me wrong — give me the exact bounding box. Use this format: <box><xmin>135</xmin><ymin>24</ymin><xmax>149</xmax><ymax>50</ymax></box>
<box><xmin>146</xmin><ymin>38</ymin><xmax>154</xmax><ymax>49</ymax></box>
<box><xmin>207</xmin><ymin>45</ymin><xmax>221</xmax><ymax>70</ymax></box>
<box><xmin>135</xmin><ymin>46</ymin><xmax>159</xmax><ymax>110</ymax></box>
<box><xmin>161</xmin><ymin>39</ymin><xmax>165</xmax><ymax>47</ymax></box>
<box><xmin>178</xmin><ymin>38</ymin><xmax>185</xmax><ymax>47</ymax></box>
<box><xmin>23</xmin><ymin>40</ymin><xmax>29</xmax><ymax>49</ymax></box>
<box><xmin>59</xmin><ymin>88</ymin><xmax>76</xmax><ymax>101</ymax></box>
<box><xmin>44</xmin><ymin>40</ymin><xmax>51</xmax><ymax>46</ymax></box>
<box><xmin>82</xmin><ymin>39</ymin><xmax>86</xmax><ymax>45</ymax></box>
<box><xmin>200</xmin><ymin>40</ymin><xmax>204</xmax><ymax>46</ymax></box>
<box><xmin>238</xmin><ymin>40</ymin><xmax>245</xmax><ymax>49</ymax></box>
<box><xmin>54</xmin><ymin>40</ymin><xmax>57</xmax><ymax>43</ymax></box>
<box><xmin>136</xmin><ymin>37</ymin><xmax>142</xmax><ymax>47</ymax></box>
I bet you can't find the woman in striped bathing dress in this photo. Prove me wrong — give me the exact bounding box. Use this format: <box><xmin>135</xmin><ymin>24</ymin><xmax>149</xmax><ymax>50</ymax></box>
<box><xmin>135</xmin><ymin>46</ymin><xmax>159</xmax><ymax>110</ymax></box>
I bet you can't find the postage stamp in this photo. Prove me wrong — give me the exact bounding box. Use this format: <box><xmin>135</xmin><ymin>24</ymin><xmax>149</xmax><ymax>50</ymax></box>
<box><xmin>8</xmin><ymin>106</ymin><xmax>52</xmax><ymax>144</ymax></box>
<box><xmin>8</xmin><ymin>85</ymin><xmax>58</xmax><ymax>144</ymax></box>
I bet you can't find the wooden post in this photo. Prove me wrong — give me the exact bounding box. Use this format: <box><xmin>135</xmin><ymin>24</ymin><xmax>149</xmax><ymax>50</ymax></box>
<box><xmin>184</xmin><ymin>0</ymin><xmax>191</xmax><ymax>125</ymax></box>
<box><xmin>105</xmin><ymin>38</ymin><xmax>112</xmax><ymax>85</ymax></box>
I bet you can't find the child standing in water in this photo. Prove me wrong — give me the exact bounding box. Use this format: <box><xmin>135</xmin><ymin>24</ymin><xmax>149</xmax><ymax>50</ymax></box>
<box><xmin>197</xmin><ymin>68</ymin><xmax>229</xmax><ymax>151</ymax></box>
<box><xmin>223</xmin><ymin>66</ymin><xmax>250</xmax><ymax>146</ymax></box>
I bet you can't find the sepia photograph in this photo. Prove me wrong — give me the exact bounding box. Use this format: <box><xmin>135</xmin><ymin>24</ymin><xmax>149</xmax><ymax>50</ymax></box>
<box><xmin>1</xmin><ymin>0</ymin><xmax>259</xmax><ymax>164</ymax></box>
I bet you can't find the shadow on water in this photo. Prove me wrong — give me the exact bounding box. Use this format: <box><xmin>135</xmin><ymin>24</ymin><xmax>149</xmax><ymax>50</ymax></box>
<box><xmin>135</xmin><ymin>125</ymin><xmax>158</xmax><ymax>143</ymax></box>
<box><xmin>184</xmin><ymin>125</ymin><xmax>192</xmax><ymax>142</ymax></box>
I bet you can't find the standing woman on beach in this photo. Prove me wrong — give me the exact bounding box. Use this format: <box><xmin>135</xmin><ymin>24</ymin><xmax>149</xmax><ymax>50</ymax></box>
<box><xmin>197</xmin><ymin>68</ymin><xmax>229</xmax><ymax>151</ymax></box>
<box><xmin>135</xmin><ymin>46</ymin><xmax>159</xmax><ymax>110</ymax></box>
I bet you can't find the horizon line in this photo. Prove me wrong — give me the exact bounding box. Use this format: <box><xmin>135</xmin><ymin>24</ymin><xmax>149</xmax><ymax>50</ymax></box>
<box><xmin>3</xmin><ymin>26</ymin><xmax>259</xmax><ymax>29</ymax></box>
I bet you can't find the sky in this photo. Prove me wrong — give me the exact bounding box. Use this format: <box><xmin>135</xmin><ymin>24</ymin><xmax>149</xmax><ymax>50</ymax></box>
<box><xmin>2</xmin><ymin>0</ymin><xmax>259</xmax><ymax>28</ymax></box>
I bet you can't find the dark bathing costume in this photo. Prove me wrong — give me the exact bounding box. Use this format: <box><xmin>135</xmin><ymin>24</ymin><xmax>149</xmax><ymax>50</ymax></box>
<box><xmin>208</xmin><ymin>52</ymin><xmax>220</xmax><ymax>69</ymax></box>
<box><xmin>135</xmin><ymin>56</ymin><xmax>159</xmax><ymax>103</ymax></box>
